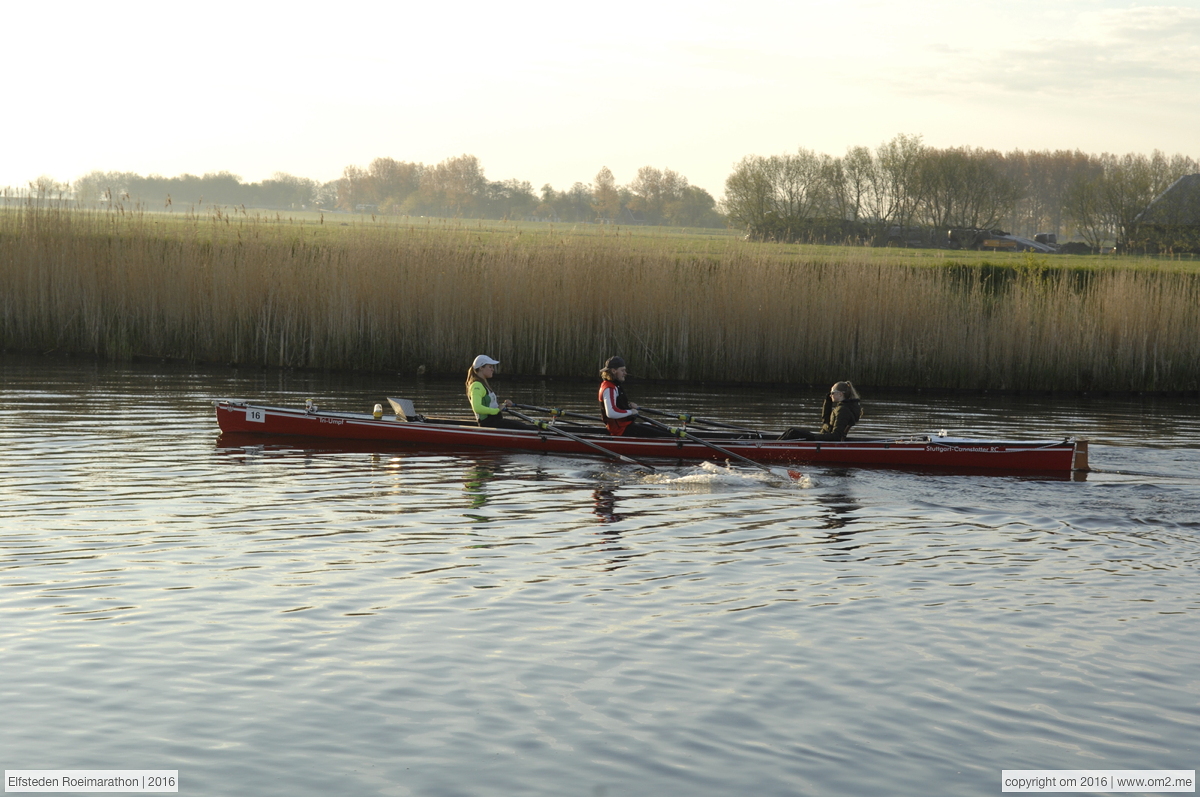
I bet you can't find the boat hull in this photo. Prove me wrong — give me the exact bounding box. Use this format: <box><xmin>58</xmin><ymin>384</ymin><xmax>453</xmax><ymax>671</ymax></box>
<box><xmin>214</xmin><ymin>400</ymin><xmax>1084</xmax><ymax>473</ymax></box>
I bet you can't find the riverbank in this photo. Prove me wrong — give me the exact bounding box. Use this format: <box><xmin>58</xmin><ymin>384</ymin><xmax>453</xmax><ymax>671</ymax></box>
<box><xmin>3</xmin><ymin>204</ymin><xmax>1198</xmax><ymax>391</ymax></box>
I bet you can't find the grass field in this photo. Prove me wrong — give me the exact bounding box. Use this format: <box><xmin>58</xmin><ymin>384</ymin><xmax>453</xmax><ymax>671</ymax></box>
<box><xmin>2</xmin><ymin>203</ymin><xmax>1198</xmax><ymax>392</ymax></box>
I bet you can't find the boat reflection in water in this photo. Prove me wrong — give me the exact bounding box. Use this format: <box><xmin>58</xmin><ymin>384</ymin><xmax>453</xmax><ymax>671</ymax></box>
<box><xmin>592</xmin><ymin>485</ymin><xmax>627</xmax><ymax>524</ymax></box>
<box><xmin>816</xmin><ymin>485</ymin><xmax>861</xmax><ymax>532</ymax></box>
<box><xmin>462</xmin><ymin>460</ymin><xmax>498</xmax><ymax>517</ymax></box>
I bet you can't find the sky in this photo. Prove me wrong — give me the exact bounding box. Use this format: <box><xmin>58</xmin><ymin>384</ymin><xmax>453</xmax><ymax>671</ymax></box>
<box><xmin>7</xmin><ymin>0</ymin><xmax>1199</xmax><ymax>199</ymax></box>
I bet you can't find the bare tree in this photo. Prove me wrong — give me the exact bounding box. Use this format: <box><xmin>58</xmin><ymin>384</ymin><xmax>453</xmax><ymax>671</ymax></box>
<box><xmin>918</xmin><ymin>147</ymin><xmax>1019</xmax><ymax>229</ymax></box>
<box><xmin>861</xmin><ymin>134</ymin><xmax>926</xmax><ymax>242</ymax></box>
<box><xmin>1003</xmin><ymin>150</ymin><xmax>1091</xmax><ymax>237</ymax></box>
<box><xmin>768</xmin><ymin>148</ymin><xmax>834</xmax><ymax>223</ymax></box>
<box><xmin>1063</xmin><ymin>156</ymin><xmax>1109</xmax><ymax>248</ymax></box>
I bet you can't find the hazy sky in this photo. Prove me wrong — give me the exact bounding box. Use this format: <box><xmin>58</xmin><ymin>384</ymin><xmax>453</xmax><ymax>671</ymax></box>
<box><xmin>9</xmin><ymin>0</ymin><xmax>1199</xmax><ymax>198</ymax></box>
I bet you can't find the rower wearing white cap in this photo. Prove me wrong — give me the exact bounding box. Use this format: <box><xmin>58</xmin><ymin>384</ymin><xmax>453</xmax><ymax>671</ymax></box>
<box><xmin>466</xmin><ymin>355</ymin><xmax>531</xmax><ymax>430</ymax></box>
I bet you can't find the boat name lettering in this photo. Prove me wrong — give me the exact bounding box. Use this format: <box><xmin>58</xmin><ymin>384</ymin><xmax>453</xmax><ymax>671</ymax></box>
<box><xmin>319</xmin><ymin>417</ymin><xmax>345</xmax><ymax>425</ymax></box>
<box><xmin>926</xmin><ymin>444</ymin><xmax>1000</xmax><ymax>452</ymax></box>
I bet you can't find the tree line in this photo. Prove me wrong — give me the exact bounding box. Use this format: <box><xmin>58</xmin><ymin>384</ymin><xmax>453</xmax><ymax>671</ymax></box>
<box><xmin>26</xmin><ymin>136</ymin><xmax>1200</xmax><ymax>246</ymax></box>
<box><xmin>70</xmin><ymin>171</ymin><xmax>325</xmax><ymax>213</ymax></box>
<box><xmin>62</xmin><ymin>156</ymin><xmax>724</xmax><ymax>228</ymax></box>
<box><xmin>331</xmin><ymin>155</ymin><xmax>723</xmax><ymax>227</ymax></box>
<box><xmin>724</xmin><ymin>135</ymin><xmax>1199</xmax><ymax>249</ymax></box>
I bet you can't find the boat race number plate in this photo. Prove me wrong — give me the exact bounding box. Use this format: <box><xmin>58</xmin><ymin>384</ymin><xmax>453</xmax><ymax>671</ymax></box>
<box><xmin>246</xmin><ymin>408</ymin><xmax>265</xmax><ymax>423</ymax></box>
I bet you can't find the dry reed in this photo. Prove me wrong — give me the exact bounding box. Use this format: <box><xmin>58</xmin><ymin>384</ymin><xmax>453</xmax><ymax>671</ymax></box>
<box><xmin>2</xmin><ymin>203</ymin><xmax>1198</xmax><ymax>391</ymax></box>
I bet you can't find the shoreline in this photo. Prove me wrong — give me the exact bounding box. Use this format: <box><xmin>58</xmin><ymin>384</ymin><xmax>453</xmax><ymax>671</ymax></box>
<box><xmin>7</xmin><ymin>349</ymin><xmax>1198</xmax><ymax>400</ymax></box>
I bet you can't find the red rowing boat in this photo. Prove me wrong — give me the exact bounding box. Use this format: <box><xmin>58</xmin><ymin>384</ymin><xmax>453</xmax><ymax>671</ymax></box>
<box><xmin>213</xmin><ymin>399</ymin><xmax>1089</xmax><ymax>474</ymax></box>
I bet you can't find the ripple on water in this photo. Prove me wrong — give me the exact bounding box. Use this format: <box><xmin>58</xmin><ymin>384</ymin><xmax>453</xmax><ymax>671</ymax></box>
<box><xmin>1</xmin><ymin>358</ymin><xmax>1199</xmax><ymax>795</ymax></box>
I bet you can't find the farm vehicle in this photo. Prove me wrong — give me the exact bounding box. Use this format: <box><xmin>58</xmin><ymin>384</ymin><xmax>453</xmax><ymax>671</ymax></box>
<box><xmin>884</xmin><ymin>226</ymin><xmax>1059</xmax><ymax>253</ymax></box>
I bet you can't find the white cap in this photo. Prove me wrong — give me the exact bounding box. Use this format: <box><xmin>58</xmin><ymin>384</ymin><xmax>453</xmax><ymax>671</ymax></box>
<box><xmin>472</xmin><ymin>354</ymin><xmax>500</xmax><ymax>369</ymax></box>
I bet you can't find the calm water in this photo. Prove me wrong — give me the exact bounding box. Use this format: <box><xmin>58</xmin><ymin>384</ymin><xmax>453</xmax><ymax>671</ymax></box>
<box><xmin>2</xmin><ymin>356</ymin><xmax>1198</xmax><ymax>796</ymax></box>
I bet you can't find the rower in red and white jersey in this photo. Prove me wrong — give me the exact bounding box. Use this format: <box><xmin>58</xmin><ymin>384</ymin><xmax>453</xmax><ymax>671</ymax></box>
<box><xmin>597</xmin><ymin>356</ymin><xmax>672</xmax><ymax>438</ymax></box>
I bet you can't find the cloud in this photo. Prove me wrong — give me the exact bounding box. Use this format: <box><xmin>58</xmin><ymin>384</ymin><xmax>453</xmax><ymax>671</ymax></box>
<box><xmin>899</xmin><ymin>5</ymin><xmax>1200</xmax><ymax>99</ymax></box>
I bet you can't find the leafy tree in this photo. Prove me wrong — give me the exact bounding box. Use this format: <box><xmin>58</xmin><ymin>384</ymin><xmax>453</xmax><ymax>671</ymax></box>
<box><xmin>73</xmin><ymin>171</ymin><xmax>136</xmax><ymax>205</ymax></box>
<box><xmin>337</xmin><ymin>165</ymin><xmax>372</xmax><ymax>211</ymax></box>
<box><xmin>628</xmin><ymin>166</ymin><xmax>688</xmax><ymax>225</ymax></box>
<box><xmin>253</xmin><ymin>172</ymin><xmax>317</xmax><ymax>209</ymax></box>
<box><xmin>592</xmin><ymin>167</ymin><xmax>621</xmax><ymax>222</ymax></box>
<box><xmin>562</xmin><ymin>182</ymin><xmax>595</xmax><ymax>222</ymax></box>
<box><xmin>418</xmin><ymin>154</ymin><xmax>486</xmax><ymax>217</ymax></box>
<box><xmin>666</xmin><ymin>185</ymin><xmax>722</xmax><ymax>228</ymax></box>
<box><xmin>723</xmin><ymin>149</ymin><xmax>839</xmax><ymax>239</ymax></box>
<box><xmin>484</xmin><ymin>178</ymin><xmax>538</xmax><ymax>219</ymax></box>
<box><xmin>313</xmin><ymin>180</ymin><xmax>339</xmax><ymax>210</ymax></box>
<box><xmin>723</xmin><ymin>155</ymin><xmax>774</xmax><ymax>232</ymax></box>
<box><xmin>369</xmin><ymin>158</ymin><xmax>423</xmax><ymax>213</ymax></box>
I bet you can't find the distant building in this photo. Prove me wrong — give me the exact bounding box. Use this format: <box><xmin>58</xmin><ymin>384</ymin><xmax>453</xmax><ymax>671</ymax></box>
<box><xmin>1130</xmin><ymin>174</ymin><xmax>1200</xmax><ymax>253</ymax></box>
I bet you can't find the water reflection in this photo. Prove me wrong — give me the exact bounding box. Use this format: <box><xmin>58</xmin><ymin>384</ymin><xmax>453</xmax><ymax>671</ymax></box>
<box><xmin>815</xmin><ymin>489</ymin><xmax>861</xmax><ymax>533</ymax></box>
<box><xmin>5</xmin><ymin>355</ymin><xmax>1200</xmax><ymax>797</ymax></box>
<box><xmin>462</xmin><ymin>460</ymin><xmax>498</xmax><ymax>518</ymax></box>
<box><xmin>591</xmin><ymin>485</ymin><xmax>626</xmax><ymax>524</ymax></box>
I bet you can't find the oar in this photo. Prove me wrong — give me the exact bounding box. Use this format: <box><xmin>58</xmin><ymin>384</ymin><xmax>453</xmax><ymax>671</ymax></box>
<box><xmin>512</xmin><ymin>403</ymin><xmax>601</xmax><ymax>425</ymax></box>
<box><xmin>516</xmin><ymin>403</ymin><xmax>801</xmax><ymax>482</ymax></box>
<box><xmin>637</xmin><ymin>416</ymin><xmax>800</xmax><ymax>481</ymax></box>
<box><xmin>519</xmin><ymin>402</ymin><xmax>774</xmax><ymax>439</ymax></box>
<box><xmin>503</xmin><ymin>408</ymin><xmax>658</xmax><ymax>473</ymax></box>
<box><xmin>639</xmin><ymin>406</ymin><xmax>768</xmax><ymax>435</ymax></box>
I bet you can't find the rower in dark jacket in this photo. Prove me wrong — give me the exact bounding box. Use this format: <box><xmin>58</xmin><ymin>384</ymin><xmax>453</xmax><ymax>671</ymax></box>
<box><xmin>779</xmin><ymin>381</ymin><xmax>862</xmax><ymax>440</ymax></box>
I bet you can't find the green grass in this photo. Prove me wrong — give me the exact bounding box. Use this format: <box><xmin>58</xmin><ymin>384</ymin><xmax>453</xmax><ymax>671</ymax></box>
<box><xmin>63</xmin><ymin>203</ymin><xmax>1200</xmax><ymax>272</ymax></box>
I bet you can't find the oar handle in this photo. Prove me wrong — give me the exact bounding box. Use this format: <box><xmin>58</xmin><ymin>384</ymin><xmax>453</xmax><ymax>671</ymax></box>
<box><xmin>639</xmin><ymin>407</ymin><xmax>695</xmax><ymax>423</ymax></box>
<box><xmin>506</xmin><ymin>410</ymin><xmax>552</xmax><ymax>432</ymax></box>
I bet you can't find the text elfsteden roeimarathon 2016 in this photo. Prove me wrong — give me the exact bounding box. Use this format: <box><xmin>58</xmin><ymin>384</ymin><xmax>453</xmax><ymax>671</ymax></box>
<box><xmin>5</xmin><ymin>771</ymin><xmax>177</xmax><ymax>792</ymax></box>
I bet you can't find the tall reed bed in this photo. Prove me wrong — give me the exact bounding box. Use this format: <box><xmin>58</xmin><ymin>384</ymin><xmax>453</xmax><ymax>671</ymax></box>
<box><xmin>2</xmin><ymin>204</ymin><xmax>1198</xmax><ymax>391</ymax></box>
